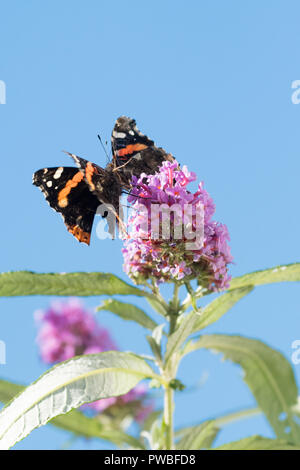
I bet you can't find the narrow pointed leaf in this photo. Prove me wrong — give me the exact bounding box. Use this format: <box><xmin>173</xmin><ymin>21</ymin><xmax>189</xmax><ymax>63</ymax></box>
<box><xmin>0</xmin><ymin>271</ymin><xmax>144</xmax><ymax>297</ymax></box>
<box><xmin>0</xmin><ymin>380</ymin><xmax>23</xmax><ymax>403</ymax></box>
<box><xmin>0</xmin><ymin>351</ymin><xmax>158</xmax><ymax>449</ymax></box>
<box><xmin>146</xmin><ymin>336</ymin><xmax>162</xmax><ymax>363</ymax></box>
<box><xmin>97</xmin><ymin>299</ymin><xmax>158</xmax><ymax>331</ymax></box>
<box><xmin>229</xmin><ymin>263</ymin><xmax>300</xmax><ymax>290</ymax></box>
<box><xmin>176</xmin><ymin>421</ymin><xmax>219</xmax><ymax>450</ymax></box>
<box><xmin>146</xmin><ymin>296</ymin><xmax>168</xmax><ymax>317</ymax></box>
<box><xmin>0</xmin><ymin>379</ymin><xmax>144</xmax><ymax>448</ymax></box>
<box><xmin>152</xmin><ymin>324</ymin><xmax>165</xmax><ymax>345</ymax></box>
<box><xmin>165</xmin><ymin>312</ymin><xmax>200</xmax><ymax>365</ymax></box>
<box><xmin>214</xmin><ymin>406</ymin><xmax>261</xmax><ymax>427</ymax></box>
<box><xmin>142</xmin><ymin>409</ymin><xmax>162</xmax><ymax>432</ymax></box>
<box><xmin>188</xmin><ymin>334</ymin><xmax>300</xmax><ymax>444</ymax></box>
<box><xmin>215</xmin><ymin>435</ymin><xmax>300</xmax><ymax>450</ymax></box>
<box><xmin>48</xmin><ymin>411</ymin><xmax>144</xmax><ymax>448</ymax></box>
<box><xmin>191</xmin><ymin>286</ymin><xmax>253</xmax><ymax>333</ymax></box>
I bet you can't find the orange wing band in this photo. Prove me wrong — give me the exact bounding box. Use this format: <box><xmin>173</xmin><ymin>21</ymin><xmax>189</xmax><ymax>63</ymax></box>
<box><xmin>117</xmin><ymin>143</ymin><xmax>148</xmax><ymax>157</ymax></box>
<box><xmin>58</xmin><ymin>172</ymin><xmax>84</xmax><ymax>208</ymax></box>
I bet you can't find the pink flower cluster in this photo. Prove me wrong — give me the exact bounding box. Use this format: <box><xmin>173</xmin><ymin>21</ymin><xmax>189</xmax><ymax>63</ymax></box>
<box><xmin>35</xmin><ymin>298</ymin><xmax>117</xmax><ymax>363</ymax></box>
<box><xmin>122</xmin><ymin>161</ymin><xmax>233</xmax><ymax>291</ymax></box>
<box><xmin>35</xmin><ymin>298</ymin><xmax>152</xmax><ymax>422</ymax></box>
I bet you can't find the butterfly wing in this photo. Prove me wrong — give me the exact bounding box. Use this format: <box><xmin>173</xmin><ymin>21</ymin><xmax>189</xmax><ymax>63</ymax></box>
<box><xmin>33</xmin><ymin>117</ymin><xmax>170</xmax><ymax>245</ymax></box>
<box><xmin>33</xmin><ymin>167</ymin><xmax>100</xmax><ymax>245</ymax></box>
<box><xmin>65</xmin><ymin>152</ymin><xmax>124</xmax><ymax>237</ymax></box>
<box><xmin>111</xmin><ymin>116</ymin><xmax>174</xmax><ymax>188</ymax></box>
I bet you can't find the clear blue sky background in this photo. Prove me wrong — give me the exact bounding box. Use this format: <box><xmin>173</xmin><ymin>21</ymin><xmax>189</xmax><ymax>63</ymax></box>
<box><xmin>0</xmin><ymin>0</ymin><xmax>299</xmax><ymax>449</ymax></box>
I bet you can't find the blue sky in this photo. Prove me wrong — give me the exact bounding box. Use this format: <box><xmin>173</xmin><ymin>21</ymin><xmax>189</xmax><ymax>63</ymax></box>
<box><xmin>0</xmin><ymin>0</ymin><xmax>300</xmax><ymax>449</ymax></box>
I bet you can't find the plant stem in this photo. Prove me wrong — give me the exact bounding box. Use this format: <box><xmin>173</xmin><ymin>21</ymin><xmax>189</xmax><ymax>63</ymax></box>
<box><xmin>169</xmin><ymin>314</ymin><xmax>177</xmax><ymax>336</ymax></box>
<box><xmin>172</xmin><ymin>283</ymin><xmax>179</xmax><ymax>308</ymax></box>
<box><xmin>162</xmin><ymin>282</ymin><xmax>180</xmax><ymax>449</ymax></box>
<box><xmin>169</xmin><ymin>282</ymin><xmax>180</xmax><ymax>334</ymax></box>
<box><xmin>180</xmin><ymin>285</ymin><xmax>205</xmax><ymax>312</ymax></box>
<box><xmin>164</xmin><ymin>385</ymin><xmax>174</xmax><ymax>449</ymax></box>
<box><xmin>184</xmin><ymin>281</ymin><xmax>198</xmax><ymax>311</ymax></box>
<box><xmin>145</xmin><ymin>280</ymin><xmax>169</xmax><ymax>315</ymax></box>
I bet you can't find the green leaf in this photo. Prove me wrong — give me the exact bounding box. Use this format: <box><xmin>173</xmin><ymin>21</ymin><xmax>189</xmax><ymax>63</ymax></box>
<box><xmin>147</xmin><ymin>418</ymin><xmax>164</xmax><ymax>450</ymax></box>
<box><xmin>146</xmin><ymin>336</ymin><xmax>162</xmax><ymax>363</ymax></box>
<box><xmin>51</xmin><ymin>411</ymin><xmax>145</xmax><ymax>448</ymax></box>
<box><xmin>146</xmin><ymin>296</ymin><xmax>168</xmax><ymax>317</ymax></box>
<box><xmin>0</xmin><ymin>379</ymin><xmax>144</xmax><ymax>448</ymax></box>
<box><xmin>229</xmin><ymin>263</ymin><xmax>300</xmax><ymax>290</ymax></box>
<box><xmin>142</xmin><ymin>409</ymin><xmax>162</xmax><ymax>433</ymax></box>
<box><xmin>147</xmin><ymin>324</ymin><xmax>165</xmax><ymax>363</ymax></box>
<box><xmin>0</xmin><ymin>380</ymin><xmax>23</xmax><ymax>403</ymax></box>
<box><xmin>176</xmin><ymin>421</ymin><xmax>219</xmax><ymax>450</ymax></box>
<box><xmin>0</xmin><ymin>271</ymin><xmax>144</xmax><ymax>297</ymax></box>
<box><xmin>214</xmin><ymin>406</ymin><xmax>261</xmax><ymax>427</ymax></box>
<box><xmin>191</xmin><ymin>286</ymin><xmax>253</xmax><ymax>333</ymax></box>
<box><xmin>165</xmin><ymin>312</ymin><xmax>200</xmax><ymax>365</ymax></box>
<box><xmin>97</xmin><ymin>299</ymin><xmax>158</xmax><ymax>331</ymax></box>
<box><xmin>188</xmin><ymin>334</ymin><xmax>300</xmax><ymax>444</ymax></box>
<box><xmin>152</xmin><ymin>324</ymin><xmax>165</xmax><ymax>345</ymax></box>
<box><xmin>215</xmin><ymin>435</ymin><xmax>300</xmax><ymax>450</ymax></box>
<box><xmin>0</xmin><ymin>351</ymin><xmax>160</xmax><ymax>449</ymax></box>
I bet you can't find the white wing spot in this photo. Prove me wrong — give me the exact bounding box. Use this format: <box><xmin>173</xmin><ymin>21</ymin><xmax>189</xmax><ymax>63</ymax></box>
<box><xmin>53</xmin><ymin>167</ymin><xmax>64</xmax><ymax>179</ymax></box>
<box><xmin>46</xmin><ymin>181</ymin><xmax>53</xmax><ymax>188</ymax></box>
<box><xmin>113</xmin><ymin>131</ymin><xmax>126</xmax><ymax>138</ymax></box>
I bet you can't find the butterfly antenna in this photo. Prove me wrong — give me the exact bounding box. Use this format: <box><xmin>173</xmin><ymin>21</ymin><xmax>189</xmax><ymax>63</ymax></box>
<box><xmin>97</xmin><ymin>134</ymin><xmax>110</xmax><ymax>164</ymax></box>
<box><xmin>121</xmin><ymin>189</ymin><xmax>153</xmax><ymax>200</ymax></box>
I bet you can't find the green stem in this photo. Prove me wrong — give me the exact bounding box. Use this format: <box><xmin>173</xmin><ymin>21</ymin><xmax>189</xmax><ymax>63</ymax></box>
<box><xmin>169</xmin><ymin>314</ymin><xmax>177</xmax><ymax>336</ymax></box>
<box><xmin>180</xmin><ymin>285</ymin><xmax>205</xmax><ymax>313</ymax></box>
<box><xmin>184</xmin><ymin>281</ymin><xmax>198</xmax><ymax>311</ymax></box>
<box><xmin>162</xmin><ymin>282</ymin><xmax>181</xmax><ymax>449</ymax></box>
<box><xmin>164</xmin><ymin>385</ymin><xmax>174</xmax><ymax>449</ymax></box>
<box><xmin>169</xmin><ymin>282</ymin><xmax>180</xmax><ymax>334</ymax></box>
<box><xmin>172</xmin><ymin>283</ymin><xmax>179</xmax><ymax>308</ymax></box>
<box><xmin>145</xmin><ymin>281</ymin><xmax>169</xmax><ymax>315</ymax></box>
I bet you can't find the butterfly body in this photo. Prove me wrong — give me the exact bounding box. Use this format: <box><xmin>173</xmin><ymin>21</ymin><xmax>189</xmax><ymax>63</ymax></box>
<box><xmin>111</xmin><ymin>116</ymin><xmax>173</xmax><ymax>188</ymax></box>
<box><xmin>33</xmin><ymin>116</ymin><xmax>174</xmax><ymax>245</ymax></box>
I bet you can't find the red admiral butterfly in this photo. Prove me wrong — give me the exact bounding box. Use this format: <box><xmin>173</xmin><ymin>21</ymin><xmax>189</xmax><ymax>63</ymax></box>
<box><xmin>33</xmin><ymin>116</ymin><xmax>173</xmax><ymax>245</ymax></box>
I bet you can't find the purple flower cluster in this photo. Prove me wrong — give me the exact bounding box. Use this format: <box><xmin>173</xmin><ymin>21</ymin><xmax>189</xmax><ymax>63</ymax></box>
<box><xmin>35</xmin><ymin>298</ymin><xmax>152</xmax><ymax>422</ymax></box>
<box><xmin>35</xmin><ymin>298</ymin><xmax>117</xmax><ymax>363</ymax></box>
<box><xmin>122</xmin><ymin>161</ymin><xmax>233</xmax><ymax>291</ymax></box>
